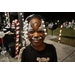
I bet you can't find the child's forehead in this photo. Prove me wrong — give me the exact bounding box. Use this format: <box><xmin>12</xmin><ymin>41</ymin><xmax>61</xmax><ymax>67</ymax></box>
<box><xmin>28</xmin><ymin>18</ymin><xmax>44</xmax><ymax>31</ymax></box>
<box><xmin>29</xmin><ymin>18</ymin><xmax>41</xmax><ymax>25</ymax></box>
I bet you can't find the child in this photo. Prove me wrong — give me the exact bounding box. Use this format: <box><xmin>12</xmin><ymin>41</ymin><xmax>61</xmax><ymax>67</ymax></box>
<box><xmin>21</xmin><ymin>14</ymin><xmax>57</xmax><ymax>62</ymax></box>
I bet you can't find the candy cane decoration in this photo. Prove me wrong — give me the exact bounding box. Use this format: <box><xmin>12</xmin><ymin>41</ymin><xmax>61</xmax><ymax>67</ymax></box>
<box><xmin>11</xmin><ymin>19</ymin><xmax>20</xmax><ymax>58</ymax></box>
<box><xmin>11</xmin><ymin>20</ymin><xmax>15</xmax><ymax>29</ymax></box>
<box><xmin>58</xmin><ymin>24</ymin><xmax>63</xmax><ymax>43</ymax></box>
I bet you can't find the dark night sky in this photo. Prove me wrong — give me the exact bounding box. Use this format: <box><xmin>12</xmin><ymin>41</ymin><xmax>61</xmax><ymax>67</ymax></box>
<box><xmin>23</xmin><ymin>12</ymin><xmax>75</xmax><ymax>22</ymax></box>
<box><xmin>2</xmin><ymin>12</ymin><xmax>75</xmax><ymax>23</ymax></box>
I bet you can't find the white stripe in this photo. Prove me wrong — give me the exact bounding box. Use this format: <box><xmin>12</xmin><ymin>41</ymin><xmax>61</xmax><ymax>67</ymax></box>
<box><xmin>16</xmin><ymin>23</ymin><xmax>19</xmax><ymax>25</ymax></box>
<box><xmin>60</xmin><ymin>30</ymin><xmax>62</xmax><ymax>32</ymax></box>
<box><xmin>61</xmin><ymin>25</ymin><xmax>63</xmax><ymax>28</ymax></box>
<box><xmin>15</xmin><ymin>19</ymin><xmax>17</xmax><ymax>23</ymax></box>
<box><xmin>59</xmin><ymin>38</ymin><xmax>61</xmax><ymax>40</ymax></box>
<box><xmin>15</xmin><ymin>55</ymin><xmax>18</xmax><ymax>58</ymax></box>
<box><xmin>16</xmin><ymin>46</ymin><xmax>19</xmax><ymax>50</ymax></box>
<box><xmin>59</xmin><ymin>34</ymin><xmax>61</xmax><ymax>36</ymax></box>
<box><xmin>15</xmin><ymin>52</ymin><xmax>18</xmax><ymax>54</ymax></box>
<box><xmin>16</xmin><ymin>27</ymin><xmax>19</xmax><ymax>30</ymax></box>
<box><xmin>16</xmin><ymin>43</ymin><xmax>19</xmax><ymax>46</ymax></box>
<box><xmin>16</xmin><ymin>35</ymin><xmax>19</xmax><ymax>37</ymax></box>
<box><xmin>17</xmin><ymin>49</ymin><xmax>19</xmax><ymax>52</ymax></box>
<box><xmin>16</xmin><ymin>39</ymin><xmax>19</xmax><ymax>42</ymax></box>
<box><xmin>13</xmin><ymin>20</ymin><xmax>15</xmax><ymax>22</ymax></box>
<box><xmin>16</xmin><ymin>31</ymin><xmax>19</xmax><ymax>34</ymax></box>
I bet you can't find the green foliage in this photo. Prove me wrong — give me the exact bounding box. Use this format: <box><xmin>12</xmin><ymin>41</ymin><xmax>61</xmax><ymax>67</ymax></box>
<box><xmin>47</xmin><ymin>27</ymin><xmax>75</xmax><ymax>47</ymax></box>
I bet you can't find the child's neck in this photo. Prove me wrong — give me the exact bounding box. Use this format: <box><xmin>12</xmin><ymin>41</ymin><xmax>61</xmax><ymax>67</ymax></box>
<box><xmin>31</xmin><ymin>43</ymin><xmax>46</xmax><ymax>51</ymax></box>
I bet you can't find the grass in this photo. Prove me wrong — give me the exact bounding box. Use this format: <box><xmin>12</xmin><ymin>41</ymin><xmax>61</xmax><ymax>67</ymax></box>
<box><xmin>47</xmin><ymin>27</ymin><xmax>75</xmax><ymax>47</ymax></box>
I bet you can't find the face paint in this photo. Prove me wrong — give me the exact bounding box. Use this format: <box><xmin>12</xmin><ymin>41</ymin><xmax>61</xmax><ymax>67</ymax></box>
<box><xmin>30</xmin><ymin>18</ymin><xmax>41</xmax><ymax>31</ymax></box>
<box><xmin>27</xmin><ymin>18</ymin><xmax>47</xmax><ymax>41</ymax></box>
<box><xmin>28</xmin><ymin>23</ymin><xmax>33</xmax><ymax>32</ymax></box>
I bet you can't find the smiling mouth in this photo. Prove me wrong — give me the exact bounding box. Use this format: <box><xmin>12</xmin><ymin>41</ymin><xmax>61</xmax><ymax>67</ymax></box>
<box><xmin>31</xmin><ymin>37</ymin><xmax>42</xmax><ymax>42</ymax></box>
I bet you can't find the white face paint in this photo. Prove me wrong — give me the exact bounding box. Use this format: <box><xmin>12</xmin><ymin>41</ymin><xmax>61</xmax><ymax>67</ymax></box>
<box><xmin>28</xmin><ymin>23</ymin><xmax>33</xmax><ymax>32</ymax></box>
<box><xmin>37</xmin><ymin>22</ymin><xmax>44</xmax><ymax>31</ymax></box>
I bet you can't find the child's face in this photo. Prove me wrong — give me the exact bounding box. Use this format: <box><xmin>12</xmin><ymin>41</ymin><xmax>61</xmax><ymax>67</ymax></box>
<box><xmin>27</xmin><ymin>18</ymin><xmax>46</xmax><ymax>47</ymax></box>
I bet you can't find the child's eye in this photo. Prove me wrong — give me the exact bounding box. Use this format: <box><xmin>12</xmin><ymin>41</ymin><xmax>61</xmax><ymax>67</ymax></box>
<box><xmin>37</xmin><ymin>31</ymin><xmax>43</xmax><ymax>33</ymax></box>
<box><xmin>29</xmin><ymin>31</ymin><xmax>34</xmax><ymax>33</ymax></box>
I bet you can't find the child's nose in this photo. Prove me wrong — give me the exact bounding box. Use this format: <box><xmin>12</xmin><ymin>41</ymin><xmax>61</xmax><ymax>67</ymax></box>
<box><xmin>33</xmin><ymin>32</ymin><xmax>40</xmax><ymax>37</ymax></box>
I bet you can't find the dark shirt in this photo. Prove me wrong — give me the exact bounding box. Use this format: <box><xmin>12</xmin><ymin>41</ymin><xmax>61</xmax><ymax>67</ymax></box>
<box><xmin>21</xmin><ymin>43</ymin><xmax>57</xmax><ymax>62</ymax></box>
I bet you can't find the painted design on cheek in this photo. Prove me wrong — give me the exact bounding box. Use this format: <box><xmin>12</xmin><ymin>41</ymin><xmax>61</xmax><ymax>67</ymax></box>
<box><xmin>28</xmin><ymin>33</ymin><xmax>32</xmax><ymax>40</ymax></box>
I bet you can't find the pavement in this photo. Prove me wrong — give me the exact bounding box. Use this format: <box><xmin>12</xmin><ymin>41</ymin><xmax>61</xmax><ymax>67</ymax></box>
<box><xmin>44</xmin><ymin>35</ymin><xmax>75</xmax><ymax>62</ymax></box>
<box><xmin>0</xmin><ymin>35</ymin><xmax>75</xmax><ymax>62</ymax></box>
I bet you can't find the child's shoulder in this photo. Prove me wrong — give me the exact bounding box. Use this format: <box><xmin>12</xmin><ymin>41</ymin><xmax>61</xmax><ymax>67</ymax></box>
<box><xmin>45</xmin><ymin>43</ymin><xmax>55</xmax><ymax>47</ymax></box>
<box><xmin>45</xmin><ymin>43</ymin><xmax>56</xmax><ymax>51</ymax></box>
